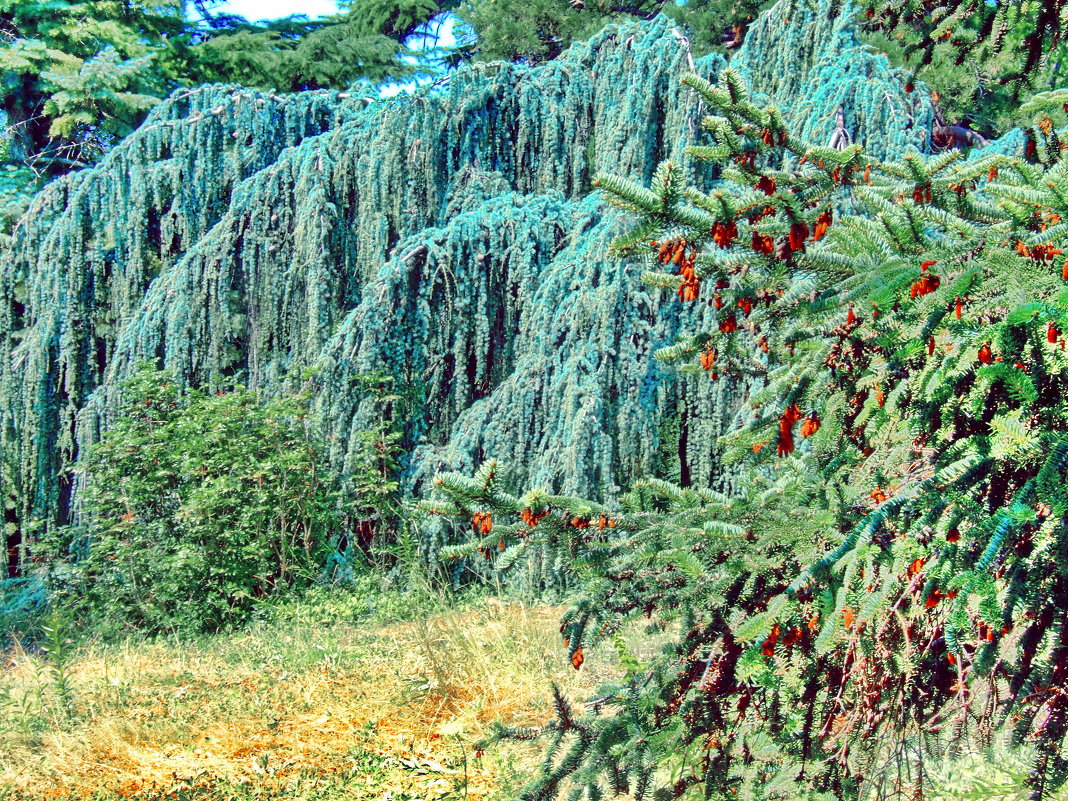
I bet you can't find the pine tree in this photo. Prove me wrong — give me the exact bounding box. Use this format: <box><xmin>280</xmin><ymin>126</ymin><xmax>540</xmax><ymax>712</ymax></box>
<box><xmin>453</xmin><ymin>0</ymin><xmax>776</xmax><ymax>64</ymax></box>
<box><xmin>859</xmin><ymin>0</ymin><xmax>1068</xmax><ymax>109</ymax></box>
<box><xmin>0</xmin><ymin>0</ymin><xmax>177</xmax><ymax>227</ymax></box>
<box><xmin>0</xmin><ymin>1</ymin><xmax>180</xmax><ymax>169</ymax></box>
<box><xmin>430</xmin><ymin>62</ymin><xmax>1068</xmax><ymax>801</ymax></box>
<box><xmin>173</xmin><ymin>0</ymin><xmax>457</xmax><ymax>92</ymax></box>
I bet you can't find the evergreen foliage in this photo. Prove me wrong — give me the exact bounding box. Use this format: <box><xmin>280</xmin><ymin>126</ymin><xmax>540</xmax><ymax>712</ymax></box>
<box><xmin>0</xmin><ymin>0</ymin><xmax>1000</xmax><ymax>577</ymax></box>
<box><xmin>454</xmin><ymin>0</ymin><xmax>656</xmax><ymax>63</ymax></box>
<box><xmin>342</xmin><ymin>370</ymin><xmax>408</xmax><ymax>566</ymax></box>
<box><xmin>430</xmin><ymin>62</ymin><xmax>1068</xmax><ymax>801</ymax></box>
<box><xmin>175</xmin><ymin>0</ymin><xmax>454</xmax><ymax>92</ymax></box>
<box><xmin>857</xmin><ymin>25</ymin><xmax>1049</xmax><ymax>140</ymax></box>
<box><xmin>0</xmin><ymin>575</ymin><xmax>46</xmax><ymax>641</ymax></box>
<box><xmin>0</xmin><ymin>0</ymin><xmax>178</xmax><ymax>227</ymax></box>
<box><xmin>659</xmin><ymin>0</ymin><xmax>773</xmax><ymax>54</ymax></box>
<box><xmin>453</xmin><ymin>0</ymin><xmax>776</xmax><ymax>64</ymax></box>
<box><xmin>858</xmin><ymin>0</ymin><xmax>1068</xmax><ymax>117</ymax></box>
<box><xmin>1</xmin><ymin>17</ymin><xmax>728</xmax><ymax>570</ymax></box>
<box><xmin>729</xmin><ymin>0</ymin><xmax>934</xmax><ymax>158</ymax></box>
<box><xmin>0</xmin><ymin>0</ymin><xmax>1062</xmax><ymax>791</ymax></box>
<box><xmin>0</xmin><ymin>0</ymin><xmax>457</xmax><ymax>234</ymax></box>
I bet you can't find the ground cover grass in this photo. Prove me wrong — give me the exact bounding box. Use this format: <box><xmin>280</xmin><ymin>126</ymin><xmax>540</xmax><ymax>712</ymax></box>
<box><xmin>0</xmin><ymin>582</ymin><xmax>626</xmax><ymax>800</ymax></box>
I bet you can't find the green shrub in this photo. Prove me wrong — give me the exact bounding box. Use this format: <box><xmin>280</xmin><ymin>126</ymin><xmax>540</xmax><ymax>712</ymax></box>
<box><xmin>41</xmin><ymin>364</ymin><xmax>341</xmax><ymax>635</ymax></box>
<box><xmin>0</xmin><ymin>576</ymin><xmax>48</xmax><ymax>644</ymax></box>
<box><xmin>257</xmin><ymin>575</ymin><xmax>452</xmax><ymax>630</ymax></box>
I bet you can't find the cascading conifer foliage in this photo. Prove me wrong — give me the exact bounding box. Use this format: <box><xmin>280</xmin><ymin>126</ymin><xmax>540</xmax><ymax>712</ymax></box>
<box><xmin>729</xmin><ymin>0</ymin><xmax>935</xmax><ymax>159</ymax></box>
<box><xmin>0</xmin><ymin>18</ymin><xmax>732</xmax><ymax>572</ymax></box>
<box><xmin>0</xmin><ymin>0</ymin><xmax>937</xmax><ymax>574</ymax></box>
<box><xmin>429</xmin><ymin>67</ymin><xmax>1068</xmax><ymax>800</ymax></box>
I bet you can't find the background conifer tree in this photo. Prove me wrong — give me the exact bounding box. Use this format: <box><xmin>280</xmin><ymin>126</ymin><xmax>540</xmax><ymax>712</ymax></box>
<box><xmin>0</xmin><ymin>0</ymin><xmax>178</xmax><ymax>227</ymax></box>
<box><xmin>0</xmin><ymin>0</ymin><xmax>457</xmax><ymax>232</ymax></box>
<box><xmin>859</xmin><ymin>0</ymin><xmax>1068</xmax><ymax>108</ymax></box>
<box><xmin>452</xmin><ymin>0</ymin><xmax>774</xmax><ymax>63</ymax></box>
<box><xmin>0</xmin><ymin>0</ymin><xmax>1015</xmax><ymax>578</ymax></box>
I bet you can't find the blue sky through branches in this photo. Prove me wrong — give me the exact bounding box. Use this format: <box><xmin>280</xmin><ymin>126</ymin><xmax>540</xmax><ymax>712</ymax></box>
<box><xmin>214</xmin><ymin>0</ymin><xmax>340</xmax><ymax>21</ymax></box>
<box><xmin>211</xmin><ymin>1</ymin><xmax>459</xmax><ymax>96</ymax></box>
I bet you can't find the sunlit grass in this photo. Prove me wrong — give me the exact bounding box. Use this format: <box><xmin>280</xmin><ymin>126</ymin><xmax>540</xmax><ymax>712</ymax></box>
<box><xmin>0</xmin><ymin>585</ymin><xmax>623</xmax><ymax>800</ymax></box>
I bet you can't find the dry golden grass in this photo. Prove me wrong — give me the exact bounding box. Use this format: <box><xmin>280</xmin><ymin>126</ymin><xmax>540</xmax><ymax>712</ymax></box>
<box><xmin>0</xmin><ymin>596</ymin><xmax>621</xmax><ymax>801</ymax></box>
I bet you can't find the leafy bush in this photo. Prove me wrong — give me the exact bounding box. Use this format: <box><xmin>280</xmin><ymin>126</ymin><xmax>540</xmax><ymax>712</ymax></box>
<box><xmin>41</xmin><ymin>365</ymin><xmax>341</xmax><ymax>635</ymax></box>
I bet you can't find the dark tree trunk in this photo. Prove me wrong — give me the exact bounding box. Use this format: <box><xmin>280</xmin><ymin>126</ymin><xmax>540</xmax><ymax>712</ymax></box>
<box><xmin>4</xmin><ymin>504</ymin><xmax>20</xmax><ymax>578</ymax></box>
<box><xmin>4</xmin><ymin>74</ymin><xmax>52</xmax><ymax>173</ymax></box>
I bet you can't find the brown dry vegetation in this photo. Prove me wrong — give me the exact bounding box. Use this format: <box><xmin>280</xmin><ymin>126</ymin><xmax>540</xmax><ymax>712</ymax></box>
<box><xmin>0</xmin><ymin>594</ymin><xmax>627</xmax><ymax>800</ymax></box>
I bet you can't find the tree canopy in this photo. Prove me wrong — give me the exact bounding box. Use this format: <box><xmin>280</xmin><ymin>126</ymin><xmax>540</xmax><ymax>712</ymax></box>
<box><xmin>0</xmin><ymin>0</ymin><xmax>456</xmax><ymax>232</ymax></box>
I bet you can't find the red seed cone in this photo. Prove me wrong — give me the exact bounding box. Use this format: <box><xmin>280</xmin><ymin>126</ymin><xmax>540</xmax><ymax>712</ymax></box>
<box><xmin>678</xmin><ymin>278</ymin><xmax>699</xmax><ymax>302</ymax></box>
<box><xmin>761</xmin><ymin>623</ymin><xmax>780</xmax><ymax>656</ymax></box>
<box><xmin>700</xmin><ymin>346</ymin><xmax>716</xmax><ymax>371</ymax></box>
<box><xmin>813</xmin><ymin>209</ymin><xmax>832</xmax><ymax>240</ymax></box>
<box><xmin>571</xmin><ymin>647</ymin><xmax>584</xmax><ymax>670</ymax></box>
<box><xmin>751</xmin><ymin>230</ymin><xmax>775</xmax><ymax>255</ymax></box>
<box><xmin>657</xmin><ymin>240</ymin><xmax>673</xmax><ymax>263</ymax></box>
<box><xmin>712</xmin><ymin>220</ymin><xmax>738</xmax><ymax>248</ymax></box>
<box><xmin>910</xmin><ymin>273</ymin><xmax>941</xmax><ymax>299</ymax></box>
<box><xmin>776</xmin><ymin>404</ymin><xmax>802</xmax><ymax>456</ymax></box>
<box><xmin>788</xmin><ymin>222</ymin><xmax>809</xmax><ymax>251</ymax></box>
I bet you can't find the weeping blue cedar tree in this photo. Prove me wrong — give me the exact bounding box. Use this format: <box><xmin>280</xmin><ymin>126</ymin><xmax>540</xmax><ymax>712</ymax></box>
<box><xmin>0</xmin><ymin>0</ymin><xmax>956</xmax><ymax>577</ymax></box>
<box><xmin>0</xmin><ymin>17</ymin><xmax>738</xmax><ymax>574</ymax></box>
